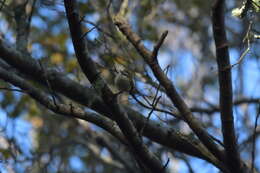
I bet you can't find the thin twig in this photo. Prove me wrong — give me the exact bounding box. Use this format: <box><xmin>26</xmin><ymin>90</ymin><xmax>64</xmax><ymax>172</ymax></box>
<box><xmin>131</xmin><ymin>93</ymin><xmax>181</xmax><ymax>119</ymax></box>
<box><xmin>80</xmin><ymin>26</ymin><xmax>97</xmax><ymax>40</ymax></box>
<box><xmin>83</xmin><ymin>20</ymin><xmax>115</xmax><ymax>39</ymax></box>
<box><xmin>139</xmin><ymin>82</ymin><xmax>162</xmax><ymax>136</ymax></box>
<box><xmin>27</xmin><ymin>0</ymin><xmax>37</xmax><ymax>34</ymax></box>
<box><xmin>162</xmin><ymin>157</ymin><xmax>170</xmax><ymax>171</ymax></box>
<box><xmin>38</xmin><ymin>60</ymin><xmax>57</xmax><ymax>107</ymax></box>
<box><xmin>209</xmin><ymin>135</ymin><xmax>225</xmax><ymax>148</ymax></box>
<box><xmin>251</xmin><ymin>100</ymin><xmax>260</xmax><ymax>173</ymax></box>
<box><xmin>229</xmin><ymin>21</ymin><xmax>253</xmax><ymax>69</ymax></box>
<box><xmin>152</xmin><ymin>31</ymin><xmax>168</xmax><ymax>59</ymax></box>
<box><xmin>147</xmin><ymin>96</ymin><xmax>161</xmax><ymax>120</ymax></box>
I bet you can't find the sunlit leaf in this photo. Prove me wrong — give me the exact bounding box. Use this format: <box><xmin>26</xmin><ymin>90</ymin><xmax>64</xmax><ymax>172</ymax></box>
<box><xmin>50</xmin><ymin>53</ymin><xmax>63</xmax><ymax>65</ymax></box>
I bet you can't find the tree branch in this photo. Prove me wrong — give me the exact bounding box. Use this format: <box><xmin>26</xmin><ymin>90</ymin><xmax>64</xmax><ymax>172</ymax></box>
<box><xmin>251</xmin><ymin>101</ymin><xmax>260</xmax><ymax>173</ymax></box>
<box><xmin>190</xmin><ymin>98</ymin><xmax>260</xmax><ymax>114</ymax></box>
<box><xmin>212</xmin><ymin>0</ymin><xmax>243</xmax><ymax>172</ymax></box>
<box><xmin>0</xmin><ymin>66</ymin><xmax>126</xmax><ymax>145</ymax></box>
<box><xmin>13</xmin><ymin>0</ymin><xmax>35</xmax><ymax>53</ymax></box>
<box><xmin>152</xmin><ymin>30</ymin><xmax>168</xmax><ymax>59</ymax></box>
<box><xmin>64</xmin><ymin>1</ymin><xmax>165</xmax><ymax>172</ymax></box>
<box><xmin>113</xmin><ymin>16</ymin><xmax>227</xmax><ymax>167</ymax></box>
<box><xmin>0</xmin><ymin>38</ymin><xmax>227</xmax><ymax>168</ymax></box>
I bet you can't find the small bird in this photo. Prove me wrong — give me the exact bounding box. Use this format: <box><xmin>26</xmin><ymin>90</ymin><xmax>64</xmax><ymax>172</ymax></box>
<box><xmin>113</xmin><ymin>56</ymin><xmax>133</xmax><ymax>104</ymax></box>
<box><xmin>114</xmin><ymin>70</ymin><xmax>132</xmax><ymax>92</ymax></box>
<box><xmin>113</xmin><ymin>56</ymin><xmax>133</xmax><ymax>92</ymax></box>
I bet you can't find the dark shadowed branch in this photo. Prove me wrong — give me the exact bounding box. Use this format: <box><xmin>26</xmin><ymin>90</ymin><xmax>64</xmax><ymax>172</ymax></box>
<box><xmin>251</xmin><ymin>101</ymin><xmax>260</xmax><ymax>173</ymax></box>
<box><xmin>0</xmin><ymin>66</ymin><xmax>127</xmax><ymax>145</ymax></box>
<box><xmin>64</xmin><ymin>1</ymin><xmax>165</xmax><ymax>172</ymax></box>
<box><xmin>113</xmin><ymin>15</ymin><xmax>228</xmax><ymax>171</ymax></box>
<box><xmin>212</xmin><ymin>0</ymin><xmax>244</xmax><ymax>172</ymax></box>
<box><xmin>0</xmin><ymin>38</ymin><xmax>221</xmax><ymax>165</ymax></box>
<box><xmin>190</xmin><ymin>98</ymin><xmax>260</xmax><ymax>114</ymax></box>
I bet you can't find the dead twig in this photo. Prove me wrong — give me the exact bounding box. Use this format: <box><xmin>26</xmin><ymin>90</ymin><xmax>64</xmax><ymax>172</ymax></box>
<box><xmin>251</xmin><ymin>100</ymin><xmax>260</xmax><ymax>173</ymax></box>
<box><xmin>152</xmin><ymin>31</ymin><xmax>168</xmax><ymax>59</ymax></box>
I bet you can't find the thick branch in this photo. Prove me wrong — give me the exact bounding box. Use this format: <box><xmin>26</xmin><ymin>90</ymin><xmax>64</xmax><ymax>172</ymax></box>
<box><xmin>212</xmin><ymin>0</ymin><xmax>243</xmax><ymax>172</ymax></box>
<box><xmin>0</xmin><ymin>39</ymin><xmax>226</xmax><ymax>168</ymax></box>
<box><xmin>0</xmin><ymin>66</ymin><xmax>126</xmax><ymax>144</ymax></box>
<box><xmin>64</xmin><ymin>1</ymin><xmax>165</xmax><ymax>172</ymax></box>
<box><xmin>114</xmin><ymin>17</ymin><xmax>227</xmax><ymax>166</ymax></box>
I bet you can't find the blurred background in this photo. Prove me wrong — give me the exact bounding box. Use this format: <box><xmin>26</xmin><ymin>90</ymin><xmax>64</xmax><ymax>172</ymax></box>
<box><xmin>0</xmin><ymin>0</ymin><xmax>259</xmax><ymax>172</ymax></box>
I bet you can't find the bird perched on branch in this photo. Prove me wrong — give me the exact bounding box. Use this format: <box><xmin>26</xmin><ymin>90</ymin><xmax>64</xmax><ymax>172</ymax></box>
<box><xmin>114</xmin><ymin>56</ymin><xmax>133</xmax><ymax>92</ymax></box>
<box><xmin>113</xmin><ymin>56</ymin><xmax>134</xmax><ymax>104</ymax></box>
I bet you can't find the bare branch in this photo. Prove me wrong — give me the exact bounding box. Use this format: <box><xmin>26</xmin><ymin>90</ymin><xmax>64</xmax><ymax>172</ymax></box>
<box><xmin>13</xmin><ymin>0</ymin><xmax>35</xmax><ymax>53</ymax></box>
<box><xmin>251</xmin><ymin>101</ymin><xmax>260</xmax><ymax>173</ymax></box>
<box><xmin>131</xmin><ymin>93</ymin><xmax>182</xmax><ymax>119</ymax></box>
<box><xmin>0</xmin><ymin>66</ymin><xmax>126</xmax><ymax>145</ymax></box>
<box><xmin>38</xmin><ymin>60</ymin><xmax>58</xmax><ymax>107</ymax></box>
<box><xmin>64</xmin><ymin>1</ymin><xmax>165</xmax><ymax>172</ymax></box>
<box><xmin>82</xmin><ymin>20</ymin><xmax>115</xmax><ymax>39</ymax></box>
<box><xmin>113</xmin><ymin>16</ymin><xmax>228</xmax><ymax>169</ymax></box>
<box><xmin>190</xmin><ymin>97</ymin><xmax>260</xmax><ymax>114</ymax></box>
<box><xmin>212</xmin><ymin>0</ymin><xmax>243</xmax><ymax>172</ymax></box>
<box><xmin>152</xmin><ymin>30</ymin><xmax>168</xmax><ymax>59</ymax></box>
<box><xmin>139</xmin><ymin>83</ymin><xmax>162</xmax><ymax>135</ymax></box>
<box><xmin>0</xmin><ymin>38</ymin><xmax>227</xmax><ymax>167</ymax></box>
